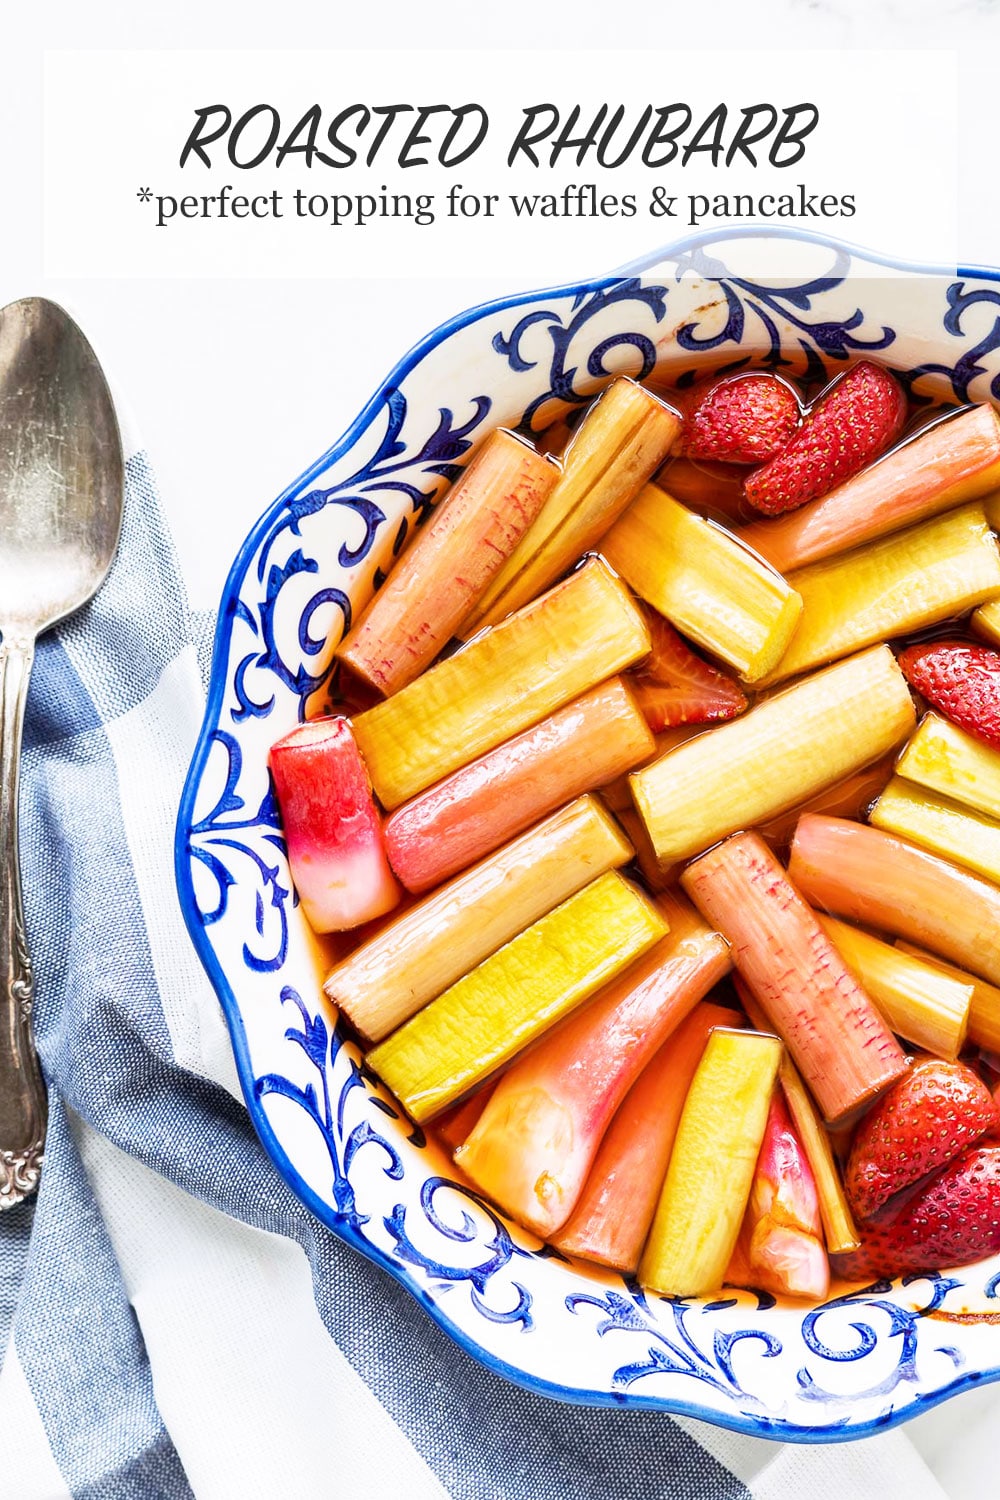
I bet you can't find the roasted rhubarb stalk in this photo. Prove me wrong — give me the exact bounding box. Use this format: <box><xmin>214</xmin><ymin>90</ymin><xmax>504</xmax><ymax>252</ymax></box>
<box><xmin>638</xmin><ymin>1029</ymin><xmax>783</xmax><ymax>1297</ymax></box>
<box><xmin>788</xmin><ymin>814</ymin><xmax>1000</xmax><ymax>989</ymax></box>
<box><xmin>454</xmin><ymin>891</ymin><xmax>731</xmax><ymax>1237</ymax></box>
<box><xmin>352</xmin><ymin>556</ymin><xmax>650</xmax><ymax>808</ymax></box>
<box><xmin>325</xmin><ymin>795</ymin><xmax>632</xmax><ymax>1042</ymax></box>
<box><xmin>737</xmin><ymin>403</ymin><xmax>1000</xmax><ymax>574</ymax></box>
<box><xmin>726</xmin><ymin>1090</ymin><xmax>830</xmax><ymax>1301</ymax></box>
<box><xmin>630</xmin><ymin>645</ymin><xmax>915</xmax><ymax>864</ymax></box>
<box><xmin>459</xmin><ymin>378</ymin><xmax>679</xmax><ymax>636</ymax></box>
<box><xmin>268</xmin><ymin>717</ymin><xmax>399</xmax><ymax>933</ymax></box>
<box><xmin>337</xmin><ymin>429</ymin><xmax>559</xmax><ymax>695</ymax></box>
<box><xmin>817</xmin><ymin>913</ymin><xmax>971</xmax><ymax>1060</ymax></box>
<box><xmin>601</xmin><ymin>483</ymin><xmax>802</xmax><ymax>681</ymax></box>
<box><xmin>366</xmin><ymin>872</ymin><xmax>668</xmax><ymax>1124</ymax></box>
<box><xmin>682</xmin><ymin>832</ymin><xmax>908</xmax><ymax>1126</ymax></box>
<box><xmin>895</xmin><ymin>942</ymin><xmax>1000</xmax><ymax>1055</ymax></box>
<box><xmin>383</xmin><ymin>677</ymin><xmax>654</xmax><ymax>893</ymax></box>
<box><xmin>871</xmin><ymin>776</ymin><xmax>1000</xmax><ymax>886</ymax></box>
<box><xmin>896</xmin><ymin>712</ymin><xmax>1000</xmax><ymax>822</ymax></box>
<box><xmin>552</xmin><ymin>1001</ymin><xmax>743</xmax><ymax>1272</ymax></box>
<box><xmin>736</xmin><ymin>981</ymin><xmax>859</xmax><ymax>1256</ymax></box>
<box><xmin>762</xmin><ymin>504</ymin><xmax>1000</xmax><ymax>685</ymax></box>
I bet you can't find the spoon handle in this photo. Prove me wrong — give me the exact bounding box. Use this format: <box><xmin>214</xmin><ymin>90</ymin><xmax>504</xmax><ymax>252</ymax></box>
<box><xmin>0</xmin><ymin>637</ymin><xmax>46</xmax><ymax>1208</ymax></box>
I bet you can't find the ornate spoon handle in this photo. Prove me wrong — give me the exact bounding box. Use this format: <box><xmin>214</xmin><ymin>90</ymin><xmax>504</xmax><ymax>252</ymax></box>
<box><xmin>0</xmin><ymin>636</ymin><xmax>46</xmax><ymax>1208</ymax></box>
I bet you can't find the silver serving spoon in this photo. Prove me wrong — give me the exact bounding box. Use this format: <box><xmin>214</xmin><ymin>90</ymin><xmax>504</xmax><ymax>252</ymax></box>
<box><xmin>0</xmin><ymin>298</ymin><xmax>123</xmax><ymax>1209</ymax></box>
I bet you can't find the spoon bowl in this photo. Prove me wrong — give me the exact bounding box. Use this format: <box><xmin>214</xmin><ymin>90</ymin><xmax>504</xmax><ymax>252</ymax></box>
<box><xmin>0</xmin><ymin>297</ymin><xmax>124</xmax><ymax>1207</ymax></box>
<box><xmin>0</xmin><ymin>299</ymin><xmax>123</xmax><ymax>634</ymax></box>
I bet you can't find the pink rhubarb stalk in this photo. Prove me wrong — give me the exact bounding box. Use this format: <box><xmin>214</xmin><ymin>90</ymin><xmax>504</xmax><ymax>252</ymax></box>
<box><xmin>453</xmin><ymin>892</ymin><xmax>731</xmax><ymax>1238</ymax></box>
<box><xmin>268</xmin><ymin>716</ymin><xmax>400</xmax><ymax>933</ymax></box>
<box><xmin>788</xmin><ymin>814</ymin><xmax>1000</xmax><ymax>990</ymax></box>
<box><xmin>727</xmin><ymin>1090</ymin><xmax>830</xmax><ymax>1300</ymax></box>
<box><xmin>337</xmin><ymin>429</ymin><xmax>558</xmax><ymax>696</ymax></box>
<box><xmin>737</xmin><ymin>403</ymin><xmax>1000</xmax><ymax>574</ymax></box>
<box><xmin>681</xmin><ymin>831</ymin><xmax>907</xmax><ymax>1127</ymax></box>
<box><xmin>552</xmin><ymin>1000</ymin><xmax>742</xmax><ymax>1272</ymax></box>
<box><xmin>383</xmin><ymin>677</ymin><xmax>654</xmax><ymax>893</ymax></box>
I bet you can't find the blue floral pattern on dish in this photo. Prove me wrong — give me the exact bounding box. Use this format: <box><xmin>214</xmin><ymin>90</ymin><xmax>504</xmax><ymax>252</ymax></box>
<box><xmin>177</xmin><ymin>231</ymin><xmax>1000</xmax><ymax>1440</ymax></box>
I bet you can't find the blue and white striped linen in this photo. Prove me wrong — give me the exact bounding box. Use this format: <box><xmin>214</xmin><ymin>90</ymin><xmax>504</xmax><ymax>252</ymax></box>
<box><xmin>0</xmin><ymin>440</ymin><xmax>960</xmax><ymax>1498</ymax></box>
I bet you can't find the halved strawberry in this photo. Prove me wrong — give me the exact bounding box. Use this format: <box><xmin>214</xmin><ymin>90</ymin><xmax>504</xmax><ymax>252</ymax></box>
<box><xmin>677</xmin><ymin>373</ymin><xmax>801</xmax><ymax>465</ymax></box>
<box><xmin>630</xmin><ymin>608</ymin><xmax>747</xmax><ymax>731</ymax></box>
<box><xmin>844</xmin><ymin>1058</ymin><xmax>998</xmax><ymax>1220</ymax></box>
<box><xmin>899</xmin><ymin>640</ymin><xmax>1000</xmax><ymax>751</ymax></box>
<box><xmin>744</xmin><ymin>361</ymin><xmax>907</xmax><ymax>516</ymax></box>
<box><xmin>835</xmin><ymin>1145</ymin><xmax>1000</xmax><ymax>1280</ymax></box>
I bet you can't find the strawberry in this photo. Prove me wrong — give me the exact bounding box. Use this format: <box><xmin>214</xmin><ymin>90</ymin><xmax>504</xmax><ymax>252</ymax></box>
<box><xmin>678</xmin><ymin>373</ymin><xmax>800</xmax><ymax>465</ymax></box>
<box><xmin>845</xmin><ymin>1058</ymin><xmax>998</xmax><ymax>1220</ymax></box>
<box><xmin>899</xmin><ymin>640</ymin><xmax>1000</xmax><ymax>750</ymax></box>
<box><xmin>630</xmin><ymin>608</ymin><xmax>747</xmax><ymax>731</ymax></box>
<box><xmin>834</xmin><ymin>1145</ymin><xmax>1000</xmax><ymax>1280</ymax></box>
<box><xmin>743</xmin><ymin>360</ymin><xmax>907</xmax><ymax>516</ymax></box>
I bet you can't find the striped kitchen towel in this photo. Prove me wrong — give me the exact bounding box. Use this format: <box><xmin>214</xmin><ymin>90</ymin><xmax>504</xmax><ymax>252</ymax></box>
<box><xmin>0</xmin><ymin>435</ymin><xmax>973</xmax><ymax>1499</ymax></box>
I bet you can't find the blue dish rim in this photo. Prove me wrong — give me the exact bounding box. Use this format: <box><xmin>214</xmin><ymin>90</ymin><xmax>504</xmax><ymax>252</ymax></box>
<box><xmin>175</xmin><ymin>226</ymin><xmax>1000</xmax><ymax>1442</ymax></box>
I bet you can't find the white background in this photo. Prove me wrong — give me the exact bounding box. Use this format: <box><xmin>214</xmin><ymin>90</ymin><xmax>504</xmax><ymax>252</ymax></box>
<box><xmin>42</xmin><ymin>49</ymin><xmax>956</xmax><ymax>282</ymax></box>
<box><xmin>7</xmin><ymin>4</ymin><xmax>1000</xmax><ymax>1494</ymax></box>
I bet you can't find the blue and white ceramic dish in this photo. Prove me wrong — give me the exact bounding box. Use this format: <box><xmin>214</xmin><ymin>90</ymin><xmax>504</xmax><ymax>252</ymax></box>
<box><xmin>177</xmin><ymin>230</ymin><xmax>1000</xmax><ymax>1440</ymax></box>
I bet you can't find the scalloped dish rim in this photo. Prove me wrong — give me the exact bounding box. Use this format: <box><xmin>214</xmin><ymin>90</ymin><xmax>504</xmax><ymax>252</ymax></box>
<box><xmin>175</xmin><ymin>228</ymin><xmax>1000</xmax><ymax>1442</ymax></box>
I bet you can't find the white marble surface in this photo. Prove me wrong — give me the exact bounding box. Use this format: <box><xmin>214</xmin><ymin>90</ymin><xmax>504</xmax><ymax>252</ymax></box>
<box><xmin>6</xmin><ymin>4</ymin><xmax>1000</xmax><ymax>1495</ymax></box>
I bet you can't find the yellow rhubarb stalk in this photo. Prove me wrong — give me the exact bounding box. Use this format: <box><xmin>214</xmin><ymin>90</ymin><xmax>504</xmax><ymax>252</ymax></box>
<box><xmin>896</xmin><ymin>711</ymin><xmax>1000</xmax><ymax>822</ymax></box>
<box><xmin>630</xmin><ymin>645</ymin><xmax>915</xmax><ymax>865</ymax></box>
<box><xmin>352</xmin><ymin>555</ymin><xmax>649</xmax><ymax>808</ymax></box>
<box><xmin>601</xmin><ymin>483</ymin><xmax>802</xmax><ymax>681</ymax></box>
<box><xmin>895</xmin><ymin>942</ymin><xmax>1000</xmax><ymax>1055</ymax></box>
<box><xmin>972</xmin><ymin>600</ymin><xmax>1000</xmax><ymax>647</ymax></box>
<box><xmin>762</xmin><ymin>504</ymin><xmax>1000</xmax><ymax>685</ymax></box>
<box><xmin>817</xmin><ymin>913</ymin><xmax>971</xmax><ymax>1060</ymax></box>
<box><xmin>366</xmin><ymin>872</ymin><xmax>667</xmax><ymax>1124</ymax></box>
<box><xmin>325</xmin><ymin>795</ymin><xmax>632</xmax><ymax>1042</ymax></box>
<box><xmin>460</xmin><ymin>378</ymin><xmax>679</xmax><ymax>635</ymax></box>
<box><xmin>552</xmin><ymin>1000</ymin><xmax>743</xmax><ymax>1273</ymax></box>
<box><xmin>870</xmin><ymin>776</ymin><xmax>1000</xmax><ymax>887</ymax></box>
<box><xmin>638</xmin><ymin>1028</ymin><xmax>782</xmax><ymax>1297</ymax></box>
